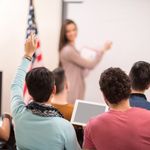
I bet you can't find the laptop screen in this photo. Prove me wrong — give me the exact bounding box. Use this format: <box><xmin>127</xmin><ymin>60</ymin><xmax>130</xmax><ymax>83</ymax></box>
<box><xmin>71</xmin><ymin>100</ymin><xmax>107</xmax><ymax>126</ymax></box>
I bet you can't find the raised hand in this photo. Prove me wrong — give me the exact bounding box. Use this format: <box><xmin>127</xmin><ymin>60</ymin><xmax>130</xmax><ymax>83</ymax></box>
<box><xmin>24</xmin><ymin>33</ymin><xmax>37</xmax><ymax>58</ymax></box>
<box><xmin>103</xmin><ymin>41</ymin><xmax>113</xmax><ymax>52</ymax></box>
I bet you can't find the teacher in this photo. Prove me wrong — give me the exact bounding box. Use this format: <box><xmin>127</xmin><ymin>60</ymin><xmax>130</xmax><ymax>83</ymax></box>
<box><xmin>59</xmin><ymin>19</ymin><xmax>112</xmax><ymax>104</ymax></box>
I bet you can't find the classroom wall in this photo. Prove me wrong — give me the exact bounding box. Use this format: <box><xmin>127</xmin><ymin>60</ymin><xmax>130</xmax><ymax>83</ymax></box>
<box><xmin>66</xmin><ymin>0</ymin><xmax>150</xmax><ymax>103</ymax></box>
<box><xmin>0</xmin><ymin>0</ymin><xmax>62</xmax><ymax>112</ymax></box>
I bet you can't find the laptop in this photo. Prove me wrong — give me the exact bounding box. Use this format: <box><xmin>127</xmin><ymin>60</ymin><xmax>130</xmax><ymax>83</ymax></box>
<box><xmin>71</xmin><ymin>100</ymin><xmax>108</xmax><ymax>126</ymax></box>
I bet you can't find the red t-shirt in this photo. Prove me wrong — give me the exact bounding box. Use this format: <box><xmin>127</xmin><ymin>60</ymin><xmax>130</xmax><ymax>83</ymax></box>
<box><xmin>83</xmin><ymin>107</ymin><xmax>150</xmax><ymax>150</ymax></box>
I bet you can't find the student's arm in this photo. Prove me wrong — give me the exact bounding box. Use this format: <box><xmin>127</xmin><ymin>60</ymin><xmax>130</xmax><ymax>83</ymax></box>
<box><xmin>63</xmin><ymin>41</ymin><xmax>112</xmax><ymax>69</ymax></box>
<box><xmin>10</xmin><ymin>58</ymin><xmax>31</xmax><ymax>117</ymax></box>
<box><xmin>64</xmin><ymin>122</ymin><xmax>81</xmax><ymax>150</ymax></box>
<box><xmin>0</xmin><ymin>115</ymin><xmax>11</xmax><ymax>141</ymax></box>
<box><xmin>10</xmin><ymin>33</ymin><xmax>37</xmax><ymax>118</ymax></box>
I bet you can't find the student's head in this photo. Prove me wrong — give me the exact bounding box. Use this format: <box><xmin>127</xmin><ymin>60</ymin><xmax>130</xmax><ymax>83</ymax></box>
<box><xmin>59</xmin><ymin>19</ymin><xmax>77</xmax><ymax>51</ymax></box>
<box><xmin>129</xmin><ymin>61</ymin><xmax>150</xmax><ymax>92</ymax></box>
<box><xmin>99</xmin><ymin>67</ymin><xmax>131</xmax><ymax>105</ymax></box>
<box><xmin>53</xmin><ymin>67</ymin><xmax>68</xmax><ymax>95</ymax></box>
<box><xmin>25</xmin><ymin>67</ymin><xmax>55</xmax><ymax>103</ymax></box>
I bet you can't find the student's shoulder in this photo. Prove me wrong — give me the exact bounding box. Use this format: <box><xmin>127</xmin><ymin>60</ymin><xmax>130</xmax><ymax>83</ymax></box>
<box><xmin>146</xmin><ymin>99</ymin><xmax>150</xmax><ymax>104</ymax></box>
<box><xmin>53</xmin><ymin>117</ymin><xmax>73</xmax><ymax>128</ymax></box>
<box><xmin>131</xmin><ymin>107</ymin><xmax>150</xmax><ymax>116</ymax></box>
<box><xmin>56</xmin><ymin>118</ymin><xmax>75</xmax><ymax>134</ymax></box>
<box><xmin>66</xmin><ymin>104</ymin><xmax>74</xmax><ymax>110</ymax></box>
<box><xmin>146</xmin><ymin>100</ymin><xmax>150</xmax><ymax>108</ymax></box>
<box><xmin>87</xmin><ymin>112</ymin><xmax>110</xmax><ymax>126</ymax></box>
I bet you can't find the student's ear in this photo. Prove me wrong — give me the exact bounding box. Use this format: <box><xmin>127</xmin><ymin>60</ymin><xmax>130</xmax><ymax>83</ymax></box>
<box><xmin>65</xmin><ymin>80</ymin><xmax>69</xmax><ymax>92</ymax></box>
<box><xmin>102</xmin><ymin>92</ymin><xmax>109</xmax><ymax>106</ymax></box>
<box><xmin>52</xmin><ymin>85</ymin><xmax>56</xmax><ymax>95</ymax></box>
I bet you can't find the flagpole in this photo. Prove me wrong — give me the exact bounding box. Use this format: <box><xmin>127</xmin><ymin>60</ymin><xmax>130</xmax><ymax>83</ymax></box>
<box><xmin>30</xmin><ymin>0</ymin><xmax>33</xmax><ymax>6</ymax></box>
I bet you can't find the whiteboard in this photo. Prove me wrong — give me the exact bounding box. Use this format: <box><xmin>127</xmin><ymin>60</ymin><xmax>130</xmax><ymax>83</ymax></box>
<box><xmin>66</xmin><ymin>0</ymin><xmax>150</xmax><ymax>103</ymax></box>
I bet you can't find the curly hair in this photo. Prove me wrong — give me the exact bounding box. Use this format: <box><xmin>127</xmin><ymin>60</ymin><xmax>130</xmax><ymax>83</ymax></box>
<box><xmin>129</xmin><ymin>61</ymin><xmax>150</xmax><ymax>91</ymax></box>
<box><xmin>99</xmin><ymin>67</ymin><xmax>131</xmax><ymax>104</ymax></box>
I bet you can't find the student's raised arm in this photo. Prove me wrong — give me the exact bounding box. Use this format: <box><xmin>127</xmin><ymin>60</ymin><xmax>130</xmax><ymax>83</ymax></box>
<box><xmin>10</xmin><ymin>33</ymin><xmax>37</xmax><ymax>118</ymax></box>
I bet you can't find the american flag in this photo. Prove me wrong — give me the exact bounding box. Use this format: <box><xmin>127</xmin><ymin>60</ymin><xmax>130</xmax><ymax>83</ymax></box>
<box><xmin>24</xmin><ymin>0</ymin><xmax>43</xmax><ymax>103</ymax></box>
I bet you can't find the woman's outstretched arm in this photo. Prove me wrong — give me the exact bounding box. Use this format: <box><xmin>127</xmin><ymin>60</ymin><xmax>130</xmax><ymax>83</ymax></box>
<box><xmin>62</xmin><ymin>41</ymin><xmax>112</xmax><ymax>69</ymax></box>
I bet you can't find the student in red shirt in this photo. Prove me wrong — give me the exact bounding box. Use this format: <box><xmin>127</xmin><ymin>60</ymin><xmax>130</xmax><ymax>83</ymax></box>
<box><xmin>83</xmin><ymin>67</ymin><xmax>150</xmax><ymax>150</ymax></box>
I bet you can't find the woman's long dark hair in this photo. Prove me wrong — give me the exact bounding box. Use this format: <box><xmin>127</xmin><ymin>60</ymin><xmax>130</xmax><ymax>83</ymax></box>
<box><xmin>58</xmin><ymin>19</ymin><xmax>77</xmax><ymax>67</ymax></box>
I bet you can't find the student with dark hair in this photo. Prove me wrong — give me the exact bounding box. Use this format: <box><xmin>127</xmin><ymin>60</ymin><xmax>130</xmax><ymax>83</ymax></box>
<box><xmin>10</xmin><ymin>33</ymin><xmax>81</xmax><ymax>150</ymax></box>
<box><xmin>52</xmin><ymin>68</ymin><xmax>84</xmax><ymax>147</ymax></box>
<box><xmin>59</xmin><ymin>19</ymin><xmax>112</xmax><ymax>104</ymax></box>
<box><xmin>129</xmin><ymin>61</ymin><xmax>150</xmax><ymax>110</ymax></box>
<box><xmin>83</xmin><ymin>67</ymin><xmax>150</xmax><ymax>150</ymax></box>
<box><xmin>52</xmin><ymin>67</ymin><xmax>73</xmax><ymax>121</ymax></box>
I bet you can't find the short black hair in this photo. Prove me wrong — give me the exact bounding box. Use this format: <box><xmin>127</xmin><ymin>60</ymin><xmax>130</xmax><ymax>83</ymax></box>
<box><xmin>129</xmin><ymin>61</ymin><xmax>150</xmax><ymax>91</ymax></box>
<box><xmin>99</xmin><ymin>67</ymin><xmax>131</xmax><ymax>104</ymax></box>
<box><xmin>53</xmin><ymin>67</ymin><xmax>66</xmax><ymax>94</ymax></box>
<box><xmin>25</xmin><ymin>67</ymin><xmax>55</xmax><ymax>103</ymax></box>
